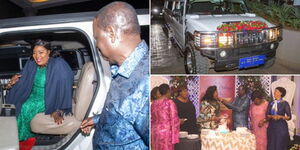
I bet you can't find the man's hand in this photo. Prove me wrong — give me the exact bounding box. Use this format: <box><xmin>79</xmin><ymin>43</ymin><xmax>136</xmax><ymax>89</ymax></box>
<box><xmin>223</xmin><ymin>98</ymin><xmax>232</xmax><ymax>102</ymax></box>
<box><xmin>81</xmin><ymin>117</ymin><xmax>95</xmax><ymax>134</ymax></box>
<box><xmin>217</xmin><ymin>97</ymin><xmax>231</xmax><ymax>103</ymax></box>
<box><xmin>51</xmin><ymin>111</ymin><xmax>64</xmax><ymax>125</ymax></box>
<box><xmin>217</xmin><ymin>97</ymin><xmax>223</xmax><ymax>102</ymax></box>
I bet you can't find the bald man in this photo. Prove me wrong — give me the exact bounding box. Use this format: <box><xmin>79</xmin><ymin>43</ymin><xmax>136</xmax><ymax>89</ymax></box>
<box><xmin>80</xmin><ymin>2</ymin><xmax>149</xmax><ymax>150</ymax></box>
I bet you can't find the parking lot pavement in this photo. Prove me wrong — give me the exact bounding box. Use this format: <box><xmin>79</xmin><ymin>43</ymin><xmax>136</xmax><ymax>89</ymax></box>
<box><xmin>151</xmin><ymin>19</ymin><xmax>300</xmax><ymax>74</ymax></box>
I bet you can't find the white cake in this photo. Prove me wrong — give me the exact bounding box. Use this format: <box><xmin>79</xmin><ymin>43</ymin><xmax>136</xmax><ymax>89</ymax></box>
<box><xmin>216</xmin><ymin>124</ymin><xmax>229</xmax><ymax>133</ymax></box>
<box><xmin>216</xmin><ymin>117</ymin><xmax>229</xmax><ymax>133</ymax></box>
<box><xmin>236</xmin><ymin>127</ymin><xmax>248</xmax><ymax>133</ymax></box>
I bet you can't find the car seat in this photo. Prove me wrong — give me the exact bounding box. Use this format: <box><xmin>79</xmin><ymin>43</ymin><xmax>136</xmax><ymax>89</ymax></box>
<box><xmin>30</xmin><ymin>62</ymin><xmax>97</xmax><ymax>134</ymax></box>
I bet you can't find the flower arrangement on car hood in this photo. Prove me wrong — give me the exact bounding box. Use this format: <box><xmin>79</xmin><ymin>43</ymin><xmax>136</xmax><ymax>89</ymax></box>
<box><xmin>217</xmin><ymin>21</ymin><xmax>268</xmax><ymax>32</ymax></box>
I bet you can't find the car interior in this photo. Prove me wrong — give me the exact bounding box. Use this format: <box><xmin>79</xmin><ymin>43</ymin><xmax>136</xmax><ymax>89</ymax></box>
<box><xmin>189</xmin><ymin>2</ymin><xmax>215</xmax><ymax>14</ymax></box>
<box><xmin>188</xmin><ymin>1</ymin><xmax>246</xmax><ymax>14</ymax></box>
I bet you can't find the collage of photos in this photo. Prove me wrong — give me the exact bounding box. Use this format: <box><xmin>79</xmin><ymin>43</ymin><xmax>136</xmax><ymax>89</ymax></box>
<box><xmin>0</xmin><ymin>0</ymin><xmax>299</xmax><ymax>150</ymax></box>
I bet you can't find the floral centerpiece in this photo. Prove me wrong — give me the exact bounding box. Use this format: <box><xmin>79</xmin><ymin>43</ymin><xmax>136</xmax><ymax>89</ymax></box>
<box><xmin>217</xmin><ymin>21</ymin><xmax>268</xmax><ymax>32</ymax></box>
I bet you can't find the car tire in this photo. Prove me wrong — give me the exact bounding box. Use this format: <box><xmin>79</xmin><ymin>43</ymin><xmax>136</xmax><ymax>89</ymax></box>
<box><xmin>184</xmin><ymin>42</ymin><xmax>209</xmax><ymax>74</ymax></box>
<box><xmin>263</xmin><ymin>57</ymin><xmax>275</xmax><ymax>68</ymax></box>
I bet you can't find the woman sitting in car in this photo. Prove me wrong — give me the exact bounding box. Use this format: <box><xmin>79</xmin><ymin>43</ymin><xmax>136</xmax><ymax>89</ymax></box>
<box><xmin>5</xmin><ymin>39</ymin><xmax>74</xmax><ymax>142</ymax></box>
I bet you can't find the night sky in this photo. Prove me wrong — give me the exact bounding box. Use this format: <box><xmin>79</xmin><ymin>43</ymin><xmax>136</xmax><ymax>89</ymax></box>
<box><xmin>0</xmin><ymin>0</ymin><xmax>149</xmax><ymax>19</ymax></box>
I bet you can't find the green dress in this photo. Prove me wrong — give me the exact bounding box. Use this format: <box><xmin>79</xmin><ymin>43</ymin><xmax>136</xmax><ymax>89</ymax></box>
<box><xmin>17</xmin><ymin>67</ymin><xmax>46</xmax><ymax>141</ymax></box>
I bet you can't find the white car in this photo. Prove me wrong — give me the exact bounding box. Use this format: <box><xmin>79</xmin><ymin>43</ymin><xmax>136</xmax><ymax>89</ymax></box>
<box><xmin>163</xmin><ymin>0</ymin><xmax>282</xmax><ymax>73</ymax></box>
<box><xmin>0</xmin><ymin>10</ymin><xmax>149</xmax><ymax>150</ymax></box>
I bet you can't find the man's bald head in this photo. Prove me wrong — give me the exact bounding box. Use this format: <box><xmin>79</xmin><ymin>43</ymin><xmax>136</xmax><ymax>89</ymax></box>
<box><xmin>95</xmin><ymin>1</ymin><xmax>140</xmax><ymax>35</ymax></box>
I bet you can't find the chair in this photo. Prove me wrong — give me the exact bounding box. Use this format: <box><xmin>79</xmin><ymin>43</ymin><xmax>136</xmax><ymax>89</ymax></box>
<box><xmin>30</xmin><ymin>62</ymin><xmax>96</xmax><ymax>134</ymax></box>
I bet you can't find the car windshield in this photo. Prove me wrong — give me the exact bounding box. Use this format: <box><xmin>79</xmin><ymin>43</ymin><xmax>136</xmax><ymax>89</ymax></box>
<box><xmin>188</xmin><ymin>0</ymin><xmax>249</xmax><ymax>15</ymax></box>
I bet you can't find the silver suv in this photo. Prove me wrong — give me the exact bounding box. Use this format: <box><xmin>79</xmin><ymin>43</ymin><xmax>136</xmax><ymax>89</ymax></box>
<box><xmin>163</xmin><ymin>0</ymin><xmax>282</xmax><ymax>73</ymax></box>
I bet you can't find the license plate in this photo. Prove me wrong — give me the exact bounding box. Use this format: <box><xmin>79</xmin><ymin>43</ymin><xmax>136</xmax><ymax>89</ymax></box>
<box><xmin>239</xmin><ymin>55</ymin><xmax>265</xmax><ymax>69</ymax></box>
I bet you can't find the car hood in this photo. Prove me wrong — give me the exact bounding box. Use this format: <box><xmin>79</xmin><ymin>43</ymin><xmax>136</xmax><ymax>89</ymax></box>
<box><xmin>186</xmin><ymin>14</ymin><xmax>275</xmax><ymax>32</ymax></box>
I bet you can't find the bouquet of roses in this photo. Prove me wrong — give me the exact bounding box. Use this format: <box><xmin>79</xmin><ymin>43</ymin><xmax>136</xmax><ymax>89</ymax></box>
<box><xmin>217</xmin><ymin>21</ymin><xmax>268</xmax><ymax>32</ymax></box>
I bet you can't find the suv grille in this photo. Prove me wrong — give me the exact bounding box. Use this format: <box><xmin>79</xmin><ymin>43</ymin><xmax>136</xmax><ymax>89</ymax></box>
<box><xmin>194</xmin><ymin>27</ymin><xmax>282</xmax><ymax>49</ymax></box>
<box><xmin>235</xmin><ymin>31</ymin><xmax>266</xmax><ymax>45</ymax></box>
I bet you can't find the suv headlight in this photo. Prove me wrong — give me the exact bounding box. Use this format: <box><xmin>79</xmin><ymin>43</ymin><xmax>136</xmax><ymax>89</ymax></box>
<box><xmin>201</xmin><ymin>33</ymin><xmax>217</xmax><ymax>47</ymax></box>
<box><xmin>268</xmin><ymin>27</ymin><xmax>282</xmax><ymax>41</ymax></box>
<box><xmin>193</xmin><ymin>31</ymin><xmax>217</xmax><ymax>48</ymax></box>
<box><xmin>268</xmin><ymin>28</ymin><xmax>277</xmax><ymax>41</ymax></box>
<box><xmin>218</xmin><ymin>33</ymin><xmax>233</xmax><ymax>47</ymax></box>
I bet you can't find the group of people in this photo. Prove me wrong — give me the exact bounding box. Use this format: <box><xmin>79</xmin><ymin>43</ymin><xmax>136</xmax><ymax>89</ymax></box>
<box><xmin>5</xmin><ymin>2</ymin><xmax>149</xmax><ymax>150</ymax></box>
<box><xmin>203</xmin><ymin>85</ymin><xmax>291</xmax><ymax>150</ymax></box>
<box><xmin>151</xmin><ymin>83</ymin><xmax>292</xmax><ymax>150</ymax></box>
<box><xmin>151</xmin><ymin>83</ymin><xmax>198</xmax><ymax>150</ymax></box>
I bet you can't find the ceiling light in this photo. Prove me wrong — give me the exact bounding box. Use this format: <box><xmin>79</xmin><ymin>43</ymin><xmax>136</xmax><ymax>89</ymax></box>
<box><xmin>28</xmin><ymin>0</ymin><xmax>49</xmax><ymax>3</ymax></box>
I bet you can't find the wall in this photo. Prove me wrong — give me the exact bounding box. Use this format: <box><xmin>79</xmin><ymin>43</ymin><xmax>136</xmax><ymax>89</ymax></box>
<box><xmin>151</xmin><ymin>76</ymin><xmax>170</xmax><ymax>89</ymax></box>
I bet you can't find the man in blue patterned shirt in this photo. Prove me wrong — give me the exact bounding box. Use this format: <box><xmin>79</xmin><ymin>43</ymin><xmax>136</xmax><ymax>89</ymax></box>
<box><xmin>219</xmin><ymin>85</ymin><xmax>250</xmax><ymax>130</ymax></box>
<box><xmin>80</xmin><ymin>2</ymin><xmax>149</xmax><ymax>150</ymax></box>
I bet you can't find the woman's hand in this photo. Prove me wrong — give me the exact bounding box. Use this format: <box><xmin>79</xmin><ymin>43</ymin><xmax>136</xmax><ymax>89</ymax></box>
<box><xmin>274</xmin><ymin>115</ymin><xmax>289</xmax><ymax>120</ymax></box>
<box><xmin>268</xmin><ymin>115</ymin><xmax>286</xmax><ymax>120</ymax></box>
<box><xmin>180</xmin><ymin>118</ymin><xmax>187</xmax><ymax>125</ymax></box>
<box><xmin>51</xmin><ymin>111</ymin><xmax>64</xmax><ymax>125</ymax></box>
<box><xmin>10</xmin><ymin>74</ymin><xmax>22</xmax><ymax>85</ymax></box>
<box><xmin>80</xmin><ymin>117</ymin><xmax>95</xmax><ymax>134</ymax></box>
<box><xmin>5</xmin><ymin>74</ymin><xmax>22</xmax><ymax>89</ymax></box>
<box><xmin>282</xmin><ymin>116</ymin><xmax>290</xmax><ymax>120</ymax></box>
<box><xmin>258</xmin><ymin>119</ymin><xmax>266</xmax><ymax>127</ymax></box>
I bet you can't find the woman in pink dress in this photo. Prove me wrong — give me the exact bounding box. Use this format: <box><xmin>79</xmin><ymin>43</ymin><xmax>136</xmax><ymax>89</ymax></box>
<box><xmin>151</xmin><ymin>84</ymin><xmax>180</xmax><ymax>150</ymax></box>
<box><xmin>249</xmin><ymin>90</ymin><xmax>269</xmax><ymax>150</ymax></box>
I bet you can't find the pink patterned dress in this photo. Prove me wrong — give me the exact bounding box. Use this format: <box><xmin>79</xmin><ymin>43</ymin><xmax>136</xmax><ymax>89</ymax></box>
<box><xmin>151</xmin><ymin>99</ymin><xmax>180</xmax><ymax>150</ymax></box>
<box><xmin>249</xmin><ymin>100</ymin><xmax>269</xmax><ymax>150</ymax></box>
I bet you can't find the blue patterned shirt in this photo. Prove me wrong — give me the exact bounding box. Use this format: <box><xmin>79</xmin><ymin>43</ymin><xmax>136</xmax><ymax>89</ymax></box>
<box><xmin>223</xmin><ymin>94</ymin><xmax>250</xmax><ymax>129</ymax></box>
<box><xmin>92</xmin><ymin>40</ymin><xmax>149</xmax><ymax>150</ymax></box>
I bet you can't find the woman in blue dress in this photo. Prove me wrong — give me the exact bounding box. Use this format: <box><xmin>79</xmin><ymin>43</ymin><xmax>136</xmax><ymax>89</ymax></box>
<box><xmin>267</xmin><ymin>87</ymin><xmax>291</xmax><ymax>150</ymax></box>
